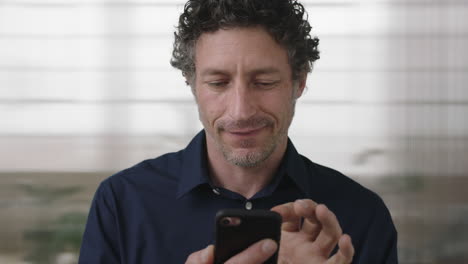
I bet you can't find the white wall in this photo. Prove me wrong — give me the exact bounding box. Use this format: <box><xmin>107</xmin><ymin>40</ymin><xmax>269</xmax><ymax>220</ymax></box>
<box><xmin>1</xmin><ymin>0</ymin><xmax>467</xmax><ymax>176</ymax></box>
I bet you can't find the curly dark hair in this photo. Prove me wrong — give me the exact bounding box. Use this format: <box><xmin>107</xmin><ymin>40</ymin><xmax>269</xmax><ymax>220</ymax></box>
<box><xmin>170</xmin><ymin>0</ymin><xmax>320</xmax><ymax>83</ymax></box>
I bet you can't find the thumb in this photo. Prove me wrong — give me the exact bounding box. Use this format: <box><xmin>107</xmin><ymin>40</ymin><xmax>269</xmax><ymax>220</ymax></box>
<box><xmin>185</xmin><ymin>244</ymin><xmax>214</xmax><ymax>264</ymax></box>
<box><xmin>226</xmin><ymin>239</ymin><xmax>278</xmax><ymax>264</ymax></box>
<box><xmin>201</xmin><ymin>245</ymin><xmax>215</xmax><ymax>264</ymax></box>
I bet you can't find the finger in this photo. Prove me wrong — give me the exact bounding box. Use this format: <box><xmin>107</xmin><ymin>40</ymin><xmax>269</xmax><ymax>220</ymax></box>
<box><xmin>293</xmin><ymin>199</ymin><xmax>320</xmax><ymax>239</ymax></box>
<box><xmin>314</xmin><ymin>204</ymin><xmax>343</xmax><ymax>256</ymax></box>
<box><xmin>225</xmin><ymin>239</ymin><xmax>278</xmax><ymax>264</ymax></box>
<box><xmin>185</xmin><ymin>245</ymin><xmax>214</xmax><ymax>264</ymax></box>
<box><xmin>271</xmin><ymin>202</ymin><xmax>301</xmax><ymax>232</ymax></box>
<box><xmin>326</xmin><ymin>234</ymin><xmax>354</xmax><ymax>264</ymax></box>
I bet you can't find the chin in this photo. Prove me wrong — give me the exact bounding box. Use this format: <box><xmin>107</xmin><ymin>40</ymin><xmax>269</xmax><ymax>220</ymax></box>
<box><xmin>222</xmin><ymin>144</ymin><xmax>276</xmax><ymax>168</ymax></box>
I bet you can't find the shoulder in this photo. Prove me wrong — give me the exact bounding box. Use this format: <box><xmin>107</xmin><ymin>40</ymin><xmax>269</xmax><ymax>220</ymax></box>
<box><xmin>97</xmin><ymin>150</ymin><xmax>185</xmax><ymax>196</ymax></box>
<box><xmin>299</xmin><ymin>156</ymin><xmax>397</xmax><ymax>238</ymax></box>
<box><xmin>300</xmin><ymin>155</ymin><xmax>386</xmax><ymax>209</ymax></box>
<box><xmin>301</xmin><ymin>161</ymin><xmax>398</xmax><ymax>262</ymax></box>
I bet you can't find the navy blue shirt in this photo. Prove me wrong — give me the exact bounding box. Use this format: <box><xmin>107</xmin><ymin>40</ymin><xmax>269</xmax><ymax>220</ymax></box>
<box><xmin>79</xmin><ymin>131</ymin><xmax>398</xmax><ymax>263</ymax></box>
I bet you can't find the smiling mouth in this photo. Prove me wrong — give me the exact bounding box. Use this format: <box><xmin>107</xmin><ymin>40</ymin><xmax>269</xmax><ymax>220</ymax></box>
<box><xmin>219</xmin><ymin>117</ymin><xmax>273</xmax><ymax>138</ymax></box>
<box><xmin>227</xmin><ymin>126</ymin><xmax>265</xmax><ymax>136</ymax></box>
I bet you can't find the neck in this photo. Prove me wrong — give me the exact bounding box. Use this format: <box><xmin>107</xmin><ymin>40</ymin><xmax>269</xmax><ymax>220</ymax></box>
<box><xmin>206</xmin><ymin>136</ymin><xmax>288</xmax><ymax>199</ymax></box>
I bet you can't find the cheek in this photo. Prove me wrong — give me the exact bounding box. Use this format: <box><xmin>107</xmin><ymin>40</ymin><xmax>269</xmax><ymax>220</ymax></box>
<box><xmin>262</xmin><ymin>92</ymin><xmax>294</xmax><ymax>117</ymax></box>
<box><xmin>197</xmin><ymin>94</ymin><xmax>225</xmax><ymax>125</ymax></box>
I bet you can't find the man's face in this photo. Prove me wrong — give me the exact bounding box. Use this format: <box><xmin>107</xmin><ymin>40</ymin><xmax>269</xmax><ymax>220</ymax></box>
<box><xmin>193</xmin><ymin>26</ymin><xmax>305</xmax><ymax>167</ymax></box>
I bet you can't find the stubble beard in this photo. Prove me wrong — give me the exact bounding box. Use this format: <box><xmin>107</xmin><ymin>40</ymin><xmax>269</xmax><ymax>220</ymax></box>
<box><xmin>198</xmin><ymin>87</ymin><xmax>298</xmax><ymax>168</ymax></box>
<box><xmin>215</xmin><ymin>107</ymin><xmax>295</xmax><ymax>168</ymax></box>
<box><xmin>219</xmin><ymin>128</ymin><xmax>281</xmax><ymax>168</ymax></box>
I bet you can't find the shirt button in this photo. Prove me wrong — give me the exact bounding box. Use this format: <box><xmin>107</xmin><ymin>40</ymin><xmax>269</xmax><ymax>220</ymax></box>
<box><xmin>212</xmin><ymin>188</ymin><xmax>221</xmax><ymax>195</ymax></box>
<box><xmin>245</xmin><ymin>201</ymin><xmax>253</xmax><ymax>210</ymax></box>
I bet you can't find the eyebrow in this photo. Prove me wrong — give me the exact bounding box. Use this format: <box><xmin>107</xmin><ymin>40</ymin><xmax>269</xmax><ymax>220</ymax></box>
<box><xmin>199</xmin><ymin>67</ymin><xmax>281</xmax><ymax>77</ymax></box>
<box><xmin>250</xmin><ymin>67</ymin><xmax>281</xmax><ymax>75</ymax></box>
<box><xmin>199</xmin><ymin>69</ymin><xmax>228</xmax><ymax>76</ymax></box>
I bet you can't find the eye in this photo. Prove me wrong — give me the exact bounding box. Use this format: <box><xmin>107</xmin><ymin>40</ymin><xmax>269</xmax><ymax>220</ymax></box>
<box><xmin>207</xmin><ymin>81</ymin><xmax>229</xmax><ymax>88</ymax></box>
<box><xmin>255</xmin><ymin>81</ymin><xmax>278</xmax><ymax>89</ymax></box>
<box><xmin>210</xmin><ymin>82</ymin><xmax>227</xmax><ymax>87</ymax></box>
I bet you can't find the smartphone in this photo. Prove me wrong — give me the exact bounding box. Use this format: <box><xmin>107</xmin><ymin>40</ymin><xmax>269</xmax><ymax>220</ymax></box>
<box><xmin>214</xmin><ymin>209</ymin><xmax>282</xmax><ymax>264</ymax></box>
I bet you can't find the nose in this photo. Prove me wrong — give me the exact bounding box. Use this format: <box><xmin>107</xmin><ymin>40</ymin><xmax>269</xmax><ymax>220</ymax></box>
<box><xmin>227</xmin><ymin>80</ymin><xmax>257</xmax><ymax>121</ymax></box>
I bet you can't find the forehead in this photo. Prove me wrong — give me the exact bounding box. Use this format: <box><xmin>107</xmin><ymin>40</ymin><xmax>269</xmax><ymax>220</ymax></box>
<box><xmin>194</xmin><ymin>27</ymin><xmax>291</xmax><ymax>74</ymax></box>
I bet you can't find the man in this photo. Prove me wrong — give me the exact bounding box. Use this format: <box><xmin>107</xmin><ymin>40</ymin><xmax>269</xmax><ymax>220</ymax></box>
<box><xmin>79</xmin><ymin>0</ymin><xmax>398</xmax><ymax>263</ymax></box>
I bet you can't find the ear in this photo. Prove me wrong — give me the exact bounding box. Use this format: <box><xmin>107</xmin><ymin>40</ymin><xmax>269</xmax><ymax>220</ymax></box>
<box><xmin>294</xmin><ymin>74</ymin><xmax>307</xmax><ymax>99</ymax></box>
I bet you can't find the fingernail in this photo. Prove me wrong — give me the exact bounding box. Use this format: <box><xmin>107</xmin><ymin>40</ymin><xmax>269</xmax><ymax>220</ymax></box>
<box><xmin>262</xmin><ymin>240</ymin><xmax>278</xmax><ymax>254</ymax></box>
<box><xmin>297</xmin><ymin>199</ymin><xmax>309</xmax><ymax>209</ymax></box>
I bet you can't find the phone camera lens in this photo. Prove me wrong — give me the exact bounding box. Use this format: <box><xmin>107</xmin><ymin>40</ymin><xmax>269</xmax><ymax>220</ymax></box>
<box><xmin>221</xmin><ymin>217</ymin><xmax>231</xmax><ymax>226</ymax></box>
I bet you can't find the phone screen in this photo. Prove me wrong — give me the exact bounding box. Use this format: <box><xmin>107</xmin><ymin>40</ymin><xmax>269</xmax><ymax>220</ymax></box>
<box><xmin>214</xmin><ymin>209</ymin><xmax>282</xmax><ymax>264</ymax></box>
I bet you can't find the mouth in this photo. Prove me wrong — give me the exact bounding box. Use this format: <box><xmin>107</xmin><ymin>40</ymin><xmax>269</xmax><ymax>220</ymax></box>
<box><xmin>226</xmin><ymin>126</ymin><xmax>265</xmax><ymax>137</ymax></box>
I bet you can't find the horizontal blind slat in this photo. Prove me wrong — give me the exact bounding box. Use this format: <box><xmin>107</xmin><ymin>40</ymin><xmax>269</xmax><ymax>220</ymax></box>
<box><xmin>1</xmin><ymin>5</ymin><xmax>467</xmax><ymax>35</ymax></box>
<box><xmin>2</xmin><ymin>71</ymin><xmax>467</xmax><ymax>103</ymax></box>
<box><xmin>1</xmin><ymin>104</ymin><xmax>467</xmax><ymax>136</ymax></box>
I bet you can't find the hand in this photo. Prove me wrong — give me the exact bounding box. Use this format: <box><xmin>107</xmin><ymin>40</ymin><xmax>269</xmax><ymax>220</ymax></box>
<box><xmin>185</xmin><ymin>238</ymin><xmax>278</xmax><ymax>264</ymax></box>
<box><xmin>271</xmin><ymin>199</ymin><xmax>354</xmax><ymax>264</ymax></box>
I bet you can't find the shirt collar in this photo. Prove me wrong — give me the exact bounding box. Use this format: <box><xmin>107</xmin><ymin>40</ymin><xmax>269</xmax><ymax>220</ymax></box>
<box><xmin>176</xmin><ymin>130</ymin><xmax>313</xmax><ymax>199</ymax></box>
<box><xmin>280</xmin><ymin>138</ymin><xmax>313</xmax><ymax>197</ymax></box>
<box><xmin>176</xmin><ymin>130</ymin><xmax>211</xmax><ymax>199</ymax></box>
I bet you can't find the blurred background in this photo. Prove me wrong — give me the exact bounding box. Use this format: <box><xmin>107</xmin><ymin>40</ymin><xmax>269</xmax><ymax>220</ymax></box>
<box><xmin>1</xmin><ymin>0</ymin><xmax>467</xmax><ymax>263</ymax></box>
